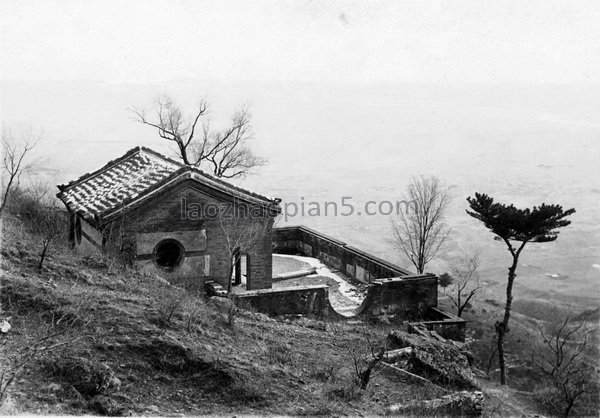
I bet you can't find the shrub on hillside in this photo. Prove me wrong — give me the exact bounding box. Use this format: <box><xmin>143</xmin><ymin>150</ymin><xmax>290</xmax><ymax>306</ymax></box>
<box><xmin>4</xmin><ymin>186</ymin><xmax>68</xmax><ymax>271</ymax></box>
<box><xmin>531</xmin><ymin>315</ymin><xmax>600</xmax><ymax>417</ymax></box>
<box><xmin>100</xmin><ymin>220</ymin><xmax>137</xmax><ymax>273</ymax></box>
<box><xmin>151</xmin><ymin>284</ymin><xmax>186</xmax><ymax>325</ymax></box>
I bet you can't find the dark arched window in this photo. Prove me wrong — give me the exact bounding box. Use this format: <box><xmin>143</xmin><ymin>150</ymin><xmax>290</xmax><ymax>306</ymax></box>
<box><xmin>154</xmin><ymin>239</ymin><xmax>184</xmax><ymax>270</ymax></box>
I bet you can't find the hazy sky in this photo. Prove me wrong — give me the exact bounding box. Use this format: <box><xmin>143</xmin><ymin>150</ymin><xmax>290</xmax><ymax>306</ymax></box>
<box><xmin>2</xmin><ymin>0</ymin><xmax>599</xmax><ymax>84</ymax></box>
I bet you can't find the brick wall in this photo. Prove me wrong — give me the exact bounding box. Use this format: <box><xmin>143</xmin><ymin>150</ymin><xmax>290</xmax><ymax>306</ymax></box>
<box><xmin>99</xmin><ymin>179</ymin><xmax>274</xmax><ymax>290</ymax></box>
<box><xmin>273</xmin><ymin>226</ymin><xmax>410</xmax><ymax>282</ymax></box>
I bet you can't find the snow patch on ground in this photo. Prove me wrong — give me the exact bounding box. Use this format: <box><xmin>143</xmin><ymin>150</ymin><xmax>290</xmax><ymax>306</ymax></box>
<box><xmin>274</xmin><ymin>254</ymin><xmax>363</xmax><ymax>305</ymax></box>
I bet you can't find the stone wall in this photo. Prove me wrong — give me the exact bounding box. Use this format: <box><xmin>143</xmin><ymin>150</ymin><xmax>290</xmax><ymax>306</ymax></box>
<box><xmin>233</xmin><ymin>284</ymin><xmax>332</xmax><ymax>318</ymax></box>
<box><xmin>273</xmin><ymin>226</ymin><xmax>410</xmax><ymax>283</ymax></box>
<box><xmin>356</xmin><ymin>275</ymin><xmax>439</xmax><ymax>319</ymax></box>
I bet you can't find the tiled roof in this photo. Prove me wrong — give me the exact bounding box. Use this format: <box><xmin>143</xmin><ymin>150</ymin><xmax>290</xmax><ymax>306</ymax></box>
<box><xmin>57</xmin><ymin>147</ymin><xmax>279</xmax><ymax>222</ymax></box>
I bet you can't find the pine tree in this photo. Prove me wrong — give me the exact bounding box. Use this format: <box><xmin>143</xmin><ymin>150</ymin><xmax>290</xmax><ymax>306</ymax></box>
<box><xmin>466</xmin><ymin>193</ymin><xmax>575</xmax><ymax>385</ymax></box>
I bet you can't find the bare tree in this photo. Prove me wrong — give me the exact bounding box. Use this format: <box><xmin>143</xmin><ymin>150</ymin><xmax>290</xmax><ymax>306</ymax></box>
<box><xmin>532</xmin><ymin>315</ymin><xmax>597</xmax><ymax>417</ymax></box>
<box><xmin>218</xmin><ymin>204</ymin><xmax>277</xmax><ymax>293</ymax></box>
<box><xmin>447</xmin><ymin>250</ymin><xmax>483</xmax><ymax>317</ymax></box>
<box><xmin>391</xmin><ymin>176</ymin><xmax>451</xmax><ymax>274</ymax></box>
<box><xmin>1</xmin><ymin>127</ymin><xmax>39</xmax><ymax>216</ymax></box>
<box><xmin>132</xmin><ymin>96</ymin><xmax>265</xmax><ymax>178</ymax></box>
<box><xmin>348</xmin><ymin>336</ymin><xmax>386</xmax><ymax>389</ymax></box>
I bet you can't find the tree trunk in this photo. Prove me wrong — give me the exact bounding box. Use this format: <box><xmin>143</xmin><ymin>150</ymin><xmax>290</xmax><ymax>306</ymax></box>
<box><xmin>179</xmin><ymin>143</ymin><xmax>191</xmax><ymax>165</ymax></box>
<box><xmin>0</xmin><ymin>173</ymin><xmax>16</xmax><ymax>216</ymax></box>
<box><xmin>497</xmin><ymin>255</ymin><xmax>519</xmax><ymax>385</ymax></box>
<box><xmin>359</xmin><ymin>351</ymin><xmax>384</xmax><ymax>389</ymax></box>
<box><xmin>360</xmin><ymin>369</ymin><xmax>372</xmax><ymax>389</ymax></box>
<box><xmin>564</xmin><ymin>397</ymin><xmax>575</xmax><ymax>418</ymax></box>
<box><xmin>496</xmin><ymin>323</ymin><xmax>507</xmax><ymax>384</ymax></box>
<box><xmin>486</xmin><ymin>346</ymin><xmax>497</xmax><ymax>375</ymax></box>
<box><xmin>226</xmin><ymin>260</ymin><xmax>234</xmax><ymax>294</ymax></box>
<box><xmin>38</xmin><ymin>242</ymin><xmax>49</xmax><ymax>272</ymax></box>
<box><xmin>457</xmin><ymin>291</ymin><xmax>463</xmax><ymax>317</ymax></box>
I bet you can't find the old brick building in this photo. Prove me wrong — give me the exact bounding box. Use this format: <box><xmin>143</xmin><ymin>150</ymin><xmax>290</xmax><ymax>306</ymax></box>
<box><xmin>57</xmin><ymin>147</ymin><xmax>280</xmax><ymax>290</ymax></box>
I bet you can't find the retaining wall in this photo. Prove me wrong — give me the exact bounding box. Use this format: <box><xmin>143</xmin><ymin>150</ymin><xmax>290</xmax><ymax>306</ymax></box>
<box><xmin>267</xmin><ymin>226</ymin><xmax>465</xmax><ymax>341</ymax></box>
<box><xmin>355</xmin><ymin>275</ymin><xmax>439</xmax><ymax>319</ymax></box>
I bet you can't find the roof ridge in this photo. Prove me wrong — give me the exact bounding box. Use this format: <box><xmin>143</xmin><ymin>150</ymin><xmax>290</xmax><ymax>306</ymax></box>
<box><xmin>137</xmin><ymin>145</ymin><xmax>276</xmax><ymax>203</ymax></box>
<box><xmin>137</xmin><ymin>146</ymin><xmax>186</xmax><ymax>168</ymax></box>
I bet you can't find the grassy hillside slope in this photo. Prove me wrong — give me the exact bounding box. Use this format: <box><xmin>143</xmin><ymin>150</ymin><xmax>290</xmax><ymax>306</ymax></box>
<box><xmin>0</xmin><ymin>221</ymin><xmax>564</xmax><ymax>416</ymax></box>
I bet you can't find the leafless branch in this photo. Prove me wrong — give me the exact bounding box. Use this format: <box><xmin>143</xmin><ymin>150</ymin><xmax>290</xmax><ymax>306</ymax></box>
<box><xmin>132</xmin><ymin>97</ymin><xmax>265</xmax><ymax>177</ymax></box>
<box><xmin>346</xmin><ymin>331</ymin><xmax>386</xmax><ymax>389</ymax></box>
<box><xmin>206</xmin><ymin>106</ymin><xmax>266</xmax><ymax>178</ymax></box>
<box><xmin>131</xmin><ymin>96</ymin><xmax>208</xmax><ymax>165</ymax></box>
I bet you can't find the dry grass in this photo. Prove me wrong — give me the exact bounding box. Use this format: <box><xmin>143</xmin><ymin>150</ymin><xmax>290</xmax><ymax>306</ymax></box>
<box><xmin>3</xmin><ymin>217</ymin><xmax>581</xmax><ymax>416</ymax></box>
<box><xmin>0</xmin><ymin>225</ymin><xmax>437</xmax><ymax>416</ymax></box>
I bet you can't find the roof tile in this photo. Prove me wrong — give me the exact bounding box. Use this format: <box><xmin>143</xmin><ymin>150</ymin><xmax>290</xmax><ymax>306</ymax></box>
<box><xmin>57</xmin><ymin>146</ymin><xmax>279</xmax><ymax>222</ymax></box>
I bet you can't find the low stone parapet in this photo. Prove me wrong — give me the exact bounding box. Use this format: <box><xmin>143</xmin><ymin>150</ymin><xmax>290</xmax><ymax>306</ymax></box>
<box><xmin>273</xmin><ymin>226</ymin><xmax>410</xmax><ymax>283</ymax></box>
<box><xmin>233</xmin><ymin>284</ymin><xmax>333</xmax><ymax>318</ymax></box>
